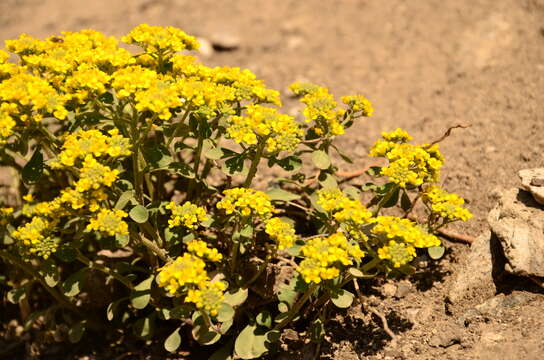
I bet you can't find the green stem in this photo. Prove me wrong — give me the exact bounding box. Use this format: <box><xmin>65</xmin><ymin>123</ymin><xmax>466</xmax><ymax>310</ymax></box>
<box><xmin>273</xmin><ymin>283</ymin><xmax>318</xmax><ymax>331</ymax></box>
<box><xmin>137</xmin><ymin>231</ymin><xmax>169</xmax><ymax>263</ymax></box>
<box><xmin>0</xmin><ymin>250</ymin><xmax>79</xmax><ymax>314</ymax></box>
<box><xmin>75</xmin><ymin>251</ymin><xmax>134</xmax><ymax>290</ymax></box>
<box><xmin>243</xmin><ymin>142</ymin><xmax>266</xmax><ymax>188</ymax></box>
<box><xmin>372</xmin><ymin>185</ymin><xmax>399</xmax><ymax>216</ymax></box>
<box><xmin>166</xmin><ymin>106</ymin><xmax>192</xmax><ymax>147</ymax></box>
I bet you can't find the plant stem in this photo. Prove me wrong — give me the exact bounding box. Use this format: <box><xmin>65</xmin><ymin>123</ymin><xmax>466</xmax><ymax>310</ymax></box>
<box><xmin>243</xmin><ymin>142</ymin><xmax>265</xmax><ymax>188</ymax></box>
<box><xmin>0</xmin><ymin>250</ymin><xmax>79</xmax><ymax>314</ymax></box>
<box><xmin>372</xmin><ymin>185</ymin><xmax>399</xmax><ymax>216</ymax></box>
<box><xmin>273</xmin><ymin>283</ymin><xmax>317</xmax><ymax>331</ymax></box>
<box><xmin>137</xmin><ymin>232</ymin><xmax>169</xmax><ymax>263</ymax></box>
<box><xmin>75</xmin><ymin>251</ymin><xmax>134</xmax><ymax>290</ymax></box>
<box><xmin>166</xmin><ymin>106</ymin><xmax>192</xmax><ymax>147</ymax></box>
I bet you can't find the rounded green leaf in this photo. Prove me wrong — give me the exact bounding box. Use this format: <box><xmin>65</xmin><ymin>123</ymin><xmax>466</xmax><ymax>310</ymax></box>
<box><xmin>266</xmin><ymin>188</ymin><xmax>301</xmax><ymax>202</ymax></box>
<box><xmin>164</xmin><ymin>327</ymin><xmax>182</xmax><ymax>353</ymax></box>
<box><xmin>428</xmin><ymin>245</ymin><xmax>446</xmax><ymax>260</ymax></box>
<box><xmin>311</xmin><ymin>150</ymin><xmax>331</xmax><ymax>170</ymax></box>
<box><xmin>256</xmin><ymin>311</ymin><xmax>272</xmax><ymax>328</ymax></box>
<box><xmin>204</xmin><ymin>147</ymin><xmax>224</xmax><ymax>160</ymax></box>
<box><xmin>331</xmin><ymin>289</ymin><xmax>354</xmax><ymax>309</ymax></box>
<box><xmin>223</xmin><ymin>288</ymin><xmax>248</xmax><ymax>307</ymax></box>
<box><xmin>348</xmin><ymin>267</ymin><xmax>364</xmax><ymax>278</ymax></box>
<box><xmin>62</xmin><ymin>269</ymin><xmax>86</xmax><ymax>297</ymax></box>
<box><xmin>130</xmin><ymin>275</ymin><xmax>154</xmax><ymax>309</ymax></box>
<box><xmin>129</xmin><ymin>205</ymin><xmax>149</xmax><ymax>223</ymax></box>
<box><xmin>234</xmin><ymin>324</ymin><xmax>269</xmax><ymax>359</ymax></box>
<box><xmin>217</xmin><ymin>303</ymin><xmax>235</xmax><ymax>322</ymax></box>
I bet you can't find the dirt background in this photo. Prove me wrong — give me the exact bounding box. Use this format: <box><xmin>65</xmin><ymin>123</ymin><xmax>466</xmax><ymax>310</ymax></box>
<box><xmin>1</xmin><ymin>0</ymin><xmax>544</xmax><ymax>359</ymax></box>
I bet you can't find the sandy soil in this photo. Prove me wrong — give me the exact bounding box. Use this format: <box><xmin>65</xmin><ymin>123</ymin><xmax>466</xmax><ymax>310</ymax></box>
<box><xmin>1</xmin><ymin>0</ymin><xmax>544</xmax><ymax>359</ymax></box>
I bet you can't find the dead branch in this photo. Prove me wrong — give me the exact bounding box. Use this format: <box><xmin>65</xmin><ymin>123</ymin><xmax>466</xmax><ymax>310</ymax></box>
<box><xmin>427</xmin><ymin>123</ymin><xmax>471</xmax><ymax>147</ymax></box>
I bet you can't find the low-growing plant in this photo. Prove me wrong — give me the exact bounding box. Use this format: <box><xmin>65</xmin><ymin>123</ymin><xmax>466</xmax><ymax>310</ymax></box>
<box><xmin>0</xmin><ymin>25</ymin><xmax>472</xmax><ymax>359</ymax></box>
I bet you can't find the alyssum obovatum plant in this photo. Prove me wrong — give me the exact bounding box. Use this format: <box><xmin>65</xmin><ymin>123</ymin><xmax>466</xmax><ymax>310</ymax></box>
<box><xmin>0</xmin><ymin>25</ymin><xmax>472</xmax><ymax>358</ymax></box>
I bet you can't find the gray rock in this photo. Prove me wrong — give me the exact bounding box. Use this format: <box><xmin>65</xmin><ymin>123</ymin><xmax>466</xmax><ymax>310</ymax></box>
<box><xmin>447</xmin><ymin>230</ymin><xmax>497</xmax><ymax>304</ymax></box>
<box><xmin>519</xmin><ymin>168</ymin><xmax>544</xmax><ymax>204</ymax></box>
<box><xmin>488</xmin><ymin>187</ymin><xmax>544</xmax><ymax>277</ymax></box>
<box><xmin>210</xmin><ymin>31</ymin><xmax>240</xmax><ymax>51</ymax></box>
<box><xmin>395</xmin><ymin>281</ymin><xmax>412</xmax><ymax>299</ymax></box>
<box><xmin>382</xmin><ymin>283</ymin><xmax>397</xmax><ymax>297</ymax></box>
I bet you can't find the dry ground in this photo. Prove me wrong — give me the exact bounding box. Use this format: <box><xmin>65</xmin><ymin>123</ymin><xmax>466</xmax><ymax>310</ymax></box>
<box><xmin>1</xmin><ymin>0</ymin><xmax>544</xmax><ymax>359</ymax></box>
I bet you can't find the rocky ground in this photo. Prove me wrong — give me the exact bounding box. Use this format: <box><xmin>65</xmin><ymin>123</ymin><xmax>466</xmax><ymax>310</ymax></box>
<box><xmin>1</xmin><ymin>0</ymin><xmax>544</xmax><ymax>359</ymax></box>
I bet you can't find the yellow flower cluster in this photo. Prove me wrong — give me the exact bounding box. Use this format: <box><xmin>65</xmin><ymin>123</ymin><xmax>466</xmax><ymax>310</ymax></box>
<box><xmin>186</xmin><ymin>240</ymin><xmax>223</xmax><ymax>262</ymax></box>
<box><xmin>75</xmin><ymin>155</ymin><xmax>119</xmax><ymax>192</ymax></box>
<box><xmin>226</xmin><ymin>104</ymin><xmax>303</xmax><ymax>153</ymax></box>
<box><xmin>185</xmin><ymin>281</ymin><xmax>227</xmax><ymax>317</ymax></box>
<box><xmin>157</xmin><ymin>251</ymin><xmax>226</xmax><ymax>316</ymax></box>
<box><xmin>341</xmin><ymin>95</ymin><xmax>374</xmax><ymax>117</ymax></box>
<box><xmin>0</xmin><ymin>50</ymin><xmax>18</xmax><ymax>81</ymax></box>
<box><xmin>370</xmin><ymin>129</ymin><xmax>444</xmax><ymax>188</ymax></box>
<box><xmin>64</xmin><ymin>64</ymin><xmax>111</xmax><ymax>103</ymax></box>
<box><xmin>165</xmin><ymin>201</ymin><xmax>208</xmax><ymax>229</ymax></box>
<box><xmin>55</xmin><ymin>129</ymin><xmax>131</xmax><ymax>167</ymax></box>
<box><xmin>371</xmin><ymin>216</ymin><xmax>440</xmax><ymax>249</ymax></box>
<box><xmin>377</xmin><ymin>240</ymin><xmax>417</xmax><ymax>268</ymax></box>
<box><xmin>0</xmin><ymin>72</ymin><xmax>68</xmax><ymax>121</ymax></box>
<box><xmin>371</xmin><ymin>216</ymin><xmax>440</xmax><ymax>267</ymax></box>
<box><xmin>265</xmin><ymin>217</ymin><xmax>297</xmax><ymax>250</ymax></box>
<box><xmin>298</xmin><ymin>233</ymin><xmax>365</xmax><ymax>284</ymax></box>
<box><xmin>300</xmin><ymin>87</ymin><xmax>344</xmax><ymax>136</ymax></box>
<box><xmin>316</xmin><ymin>188</ymin><xmax>371</xmax><ymax>225</ymax></box>
<box><xmin>122</xmin><ymin>24</ymin><xmax>199</xmax><ymax>55</ymax></box>
<box><xmin>86</xmin><ymin>208</ymin><xmax>128</xmax><ymax>236</ymax></box>
<box><xmin>422</xmin><ymin>185</ymin><xmax>472</xmax><ymax>222</ymax></box>
<box><xmin>217</xmin><ymin>188</ymin><xmax>275</xmax><ymax>218</ymax></box>
<box><xmin>11</xmin><ymin>217</ymin><xmax>58</xmax><ymax>259</ymax></box>
<box><xmin>0</xmin><ymin>207</ymin><xmax>13</xmax><ymax>226</ymax></box>
<box><xmin>157</xmin><ymin>253</ymin><xmax>208</xmax><ymax>294</ymax></box>
<box><xmin>0</xmin><ymin>107</ymin><xmax>15</xmax><ymax>142</ymax></box>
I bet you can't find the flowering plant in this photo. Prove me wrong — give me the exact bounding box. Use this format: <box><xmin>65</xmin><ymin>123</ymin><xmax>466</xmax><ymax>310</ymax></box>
<box><xmin>0</xmin><ymin>25</ymin><xmax>471</xmax><ymax>358</ymax></box>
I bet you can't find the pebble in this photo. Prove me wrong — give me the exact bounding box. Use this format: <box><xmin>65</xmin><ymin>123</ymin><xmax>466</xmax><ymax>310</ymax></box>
<box><xmin>210</xmin><ymin>31</ymin><xmax>241</xmax><ymax>51</ymax></box>
<box><xmin>382</xmin><ymin>283</ymin><xmax>397</xmax><ymax>297</ymax></box>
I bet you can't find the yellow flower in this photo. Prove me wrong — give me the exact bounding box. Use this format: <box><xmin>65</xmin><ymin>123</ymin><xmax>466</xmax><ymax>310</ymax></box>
<box><xmin>0</xmin><ymin>109</ymin><xmax>16</xmax><ymax>142</ymax></box>
<box><xmin>64</xmin><ymin>63</ymin><xmax>111</xmax><ymax>102</ymax></box>
<box><xmin>341</xmin><ymin>95</ymin><xmax>374</xmax><ymax>117</ymax></box>
<box><xmin>317</xmin><ymin>188</ymin><xmax>371</xmax><ymax>225</ymax></box>
<box><xmin>166</xmin><ymin>201</ymin><xmax>208</xmax><ymax>229</ymax></box>
<box><xmin>371</xmin><ymin>216</ymin><xmax>440</xmax><ymax>248</ymax></box>
<box><xmin>122</xmin><ymin>24</ymin><xmax>199</xmax><ymax>55</ymax></box>
<box><xmin>86</xmin><ymin>208</ymin><xmax>128</xmax><ymax>236</ymax></box>
<box><xmin>12</xmin><ymin>217</ymin><xmax>58</xmax><ymax>259</ymax></box>
<box><xmin>422</xmin><ymin>185</ymin><xmax>472</xmax><ymax>222</ymax></box>
<box><xmin>186</xmin><ymin>240</ymin><xmax>223</xmax><ymax>262</ymax></box>
<box><xmin>111</xmin><ymin>65</ymin><xmax>159</xmax><ymax>98</ymax></box>
<box><xmin>185</xmin><ymin>280</ymin><xmax>227</xmax><ymax>317</ymax></box>
<box><xmin>157</xmin><ymin>253</ymin><xmax>209</xmax><ymax>294</ymax></box>
<box><xmin>217</xmin><ymin>188</ymin><xmax>275</xmax><ymax>219</ymax></box>
<box><xmin>298</xmin><ymin>233</ymin><xmax>364</xmax><ymax>284</ymax></box>
<box><xmin>265</xmin><ymin>218</ymin><xmax>297</xmax><ymax>250</ymax></box>
<box><xmin>377</xmin><ymin>240</ymin><xmax>417</xmax><ymax>268</ymax></box>
<box><xmin>226</xmin><ymin>104</ymin><xmax>303</xmax><ymax>153</ymax></box>
<box><xmin>75</xmin><ymin>155</ymin><xmax>119</xmax><ymax>192</ymax></box>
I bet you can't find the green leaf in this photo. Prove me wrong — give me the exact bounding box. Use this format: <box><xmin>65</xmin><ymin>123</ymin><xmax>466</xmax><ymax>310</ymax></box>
<box><xmin>115</xmin><ymin>233</ymin><xmax>129</xmax><ymax>247</ymax></box>
<box><xmin>142</xmin><ymin>145</ymin><xmax>172</xmax><ymax>169</ymax></box>
<box><xmin>192</xmin><ymin>312</ymin><xmax>221</xmax><ymax>345</ymax></box>
<box><xmin>7</xmin><ymin>285</ymin><xmax>27</xmax><ymax>304</ymax></box>
<box><xmin>106</xmin><ymin>298</ymin><xmax>126</xmax><ymax>321</ymax></box>
<box><xmin>343</xmin><ymin>186</ymin><xmax>361</xmax><ymax>200</ymax></box>
<box><xmin>115</xmin><ymin>191</ymin><xmax>136</xmax><ymax>210</ymax></box>
<box><xmin>239</xmin><ymin>224</ymin><xmax>253</xmax><ymax>238</ymax></box>
<box><xmin>169</xmin><ymin>162</ymin><xmax>195</xmax><ymax>178</ymax></box>
<box><xmin>62</xmin><ymin>268</ymin><xmax>86</xmax><ymax>297</ymax></box>
<box><xmin>382</xmin><ymin>186</ymin><xmax>400</xmax><ymax>208</ymax></box>
<box><xmin>277</xmin><ymin>277</ymin><xmax>298</xmax><ymax>307</ymax></box>
<box><xmin>204</xmin><ymin>147</ymin><xmax>224</xmax><ymax>160</ymax></box>
<box><xmin>129</xmin><ymin>205</ymin><xmax>149</xmax><ymax>223</ymax></box>
<box><xmin>330</xmin><ymin>289</ymin><xmax>354</xmax><ymax>309</ymax></box>
<box><xmin>22</xmin><ymin>149</ymin><xmax>44</xmax><ymax>184</ymax></box>
<box><xmin>68</xmin><ymin>321</ymin><xmax>86</xmax><ymax>343</ymax></box>
<box><xmin>223</xmin><ymin>288</ymin><xmax>248</xmax><ymax>307</ymax></box>
<box><xmin>277</xmin><ymin>302</ymin><xmax>289</xmax><ymax>313</ymax></box>
<box><xmin>318</xmin><ymin>172</ymin><xmax>338</xmax><ymax>189</ymax></box>
<box><xmin>266</xmin><ymin>188</ymin><xmax>301</xmax><ymax>202</ymax></box>
<box><xmin>210</xmin><ymin>340</ymin><xmax>234</xmax><ymax>360</ymax></box>
<box><xmin>130</xmin><ymin>275</ymin><xmax>154</xmax><ymax>309</ymax></box>
<box><xmin>98</xmin><ymin>91</ymin><xmax>114</xmax><ymax>104</ymax></box>
<box><xmin>164</xmin><ymin>327</ymin><xmax>182</xmax><ymax>353</ymax></box>
<box><xmin>428</xmin><ymin>246</ymin><xmax>446</xmax><ymax>260</ymax></box>
<box><xmin>270</xmin><ymin>156</ymin><xmax>302</xmax><ymax>172</ymax></box>
<box><xmin>217</xmin><ymin>303</ymin><xmax>235</xmax><ymax>323</ymax></box>
<box><xmin>133</xmin><ymin>315</ymin><xmax>154</xmax><ymax>339</ymax></box>
<box><xmin>256</xmin><ymin>311</ymin><xmax>272</xmax><ymax>328</ymax></box>
<box><xmin>223</xmin><ymin>155</ymin><xmax>247</xmax><ymax>176</ymax></box>
<box><xmin>366</xmin><ymin>166</ymin><xmax>382</xmax><ymax>177</ymax></box>
<box><xmin>234</xmin><ymin>324</ymin><xmax>270</xmax><ymax>359</ymax></box>
<box><xmin>40</xmin><ymin>259</ymin><xmax>60</xmax><ymax>287</ymax></box>
<box><xmin>348</xmin><ymin>267</ymin><xmax>364</xmax><ymax>278</ymax></box>
<box><xmin>400</xmin><ymin>191</ymin><xmax>412</xmax><ymax>212</ymax></box>
<box><xmin>311</xmin><ymin>150</ymin><xmax>331</xmax><ymax>170</ymax></box>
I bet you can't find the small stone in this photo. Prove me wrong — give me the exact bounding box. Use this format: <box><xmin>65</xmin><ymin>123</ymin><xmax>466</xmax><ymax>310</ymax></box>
<box><xmin>196</xmin><ymin>37</ymin><xmax>214</xmax><ymax>58</ymax></box>
<box><xmin>475</xmin><ymin>294</ymin><xmax>506</xmax><ymax>316</ymax></box>
<box><xmin>518</xmin><ymin>168</ymin><xmax>544</xmax><ymax>205</ymax></box>
<box><xmin>382</xmin><ymin>283</ymin><xmax>397</xmax><ymax>297</ymax></box>
<box><xmin>395</xmin><ymin>281</ymin><xmax>412</xmax><ymax>299</ymax></box>
<box><xmin>283</xmin><ymin>328</ymin><xmax>299</xmax><ymax>341</ymax></box>
<box><xmin>210</xmin><ymin>31</ymin><xmax>240</xmax><ymax>51</ymax></box>
<box><xmin>428</xmin><ymin>329</ymin><xmax>462</xmax><ymax>348</ymax></box>
<box><xmin>488</xmin><ymin>187</ymin><xmax>544</xmax><ymax>277</ymax></box>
